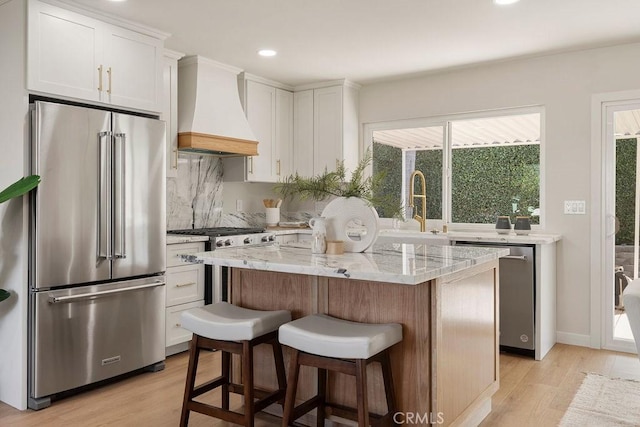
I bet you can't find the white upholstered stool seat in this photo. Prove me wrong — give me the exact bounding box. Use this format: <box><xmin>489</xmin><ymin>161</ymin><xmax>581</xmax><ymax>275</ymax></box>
<box><xmin>279</xmin><ymin>313</ymin><xmax>402</xmax><ymax>359</ymax></box>
<box><xmin>180</xmin><ymin>302</ymin><xmax>291</xmax><ymax>341</ymax></box>
<box><xmin>279</xmin><ymin>314</ymin><xmax>403</xmax><ymax>427</ymax></box>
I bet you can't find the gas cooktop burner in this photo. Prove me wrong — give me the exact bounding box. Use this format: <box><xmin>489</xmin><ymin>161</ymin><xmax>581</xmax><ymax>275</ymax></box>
<box><xmin>168</xmin><ymin>227</ymin><xmax>266</xmax><ymax>237</ymax></box>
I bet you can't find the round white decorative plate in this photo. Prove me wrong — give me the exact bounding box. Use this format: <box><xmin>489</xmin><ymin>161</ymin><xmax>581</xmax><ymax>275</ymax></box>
<box><xmin>321</xmin><ymin>197</ymin><xmax>379</xmax><ymax>252</ymax></box>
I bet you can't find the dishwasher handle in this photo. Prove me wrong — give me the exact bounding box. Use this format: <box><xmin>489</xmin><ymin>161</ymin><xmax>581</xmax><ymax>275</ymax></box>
<box><xmin>48</xmin><ymin>280</ymin><xmax>164</xmax><ymax>304</ymax></box>
<box><xmin>502</xmin><ymin>255</ymin><xmax>527</xmax><ymax>261</ymax></box>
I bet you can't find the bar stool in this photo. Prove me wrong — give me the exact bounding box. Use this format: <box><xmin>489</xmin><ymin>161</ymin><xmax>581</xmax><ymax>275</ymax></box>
<box><xmin>279</xmin><ymin>314</ymin><xmax>403</xmax><ymax>427</ymax></box>
<box><xmin>179</xmin><ymin>302</ymin><xmax>291</xmax><ymax>427</ymax></box>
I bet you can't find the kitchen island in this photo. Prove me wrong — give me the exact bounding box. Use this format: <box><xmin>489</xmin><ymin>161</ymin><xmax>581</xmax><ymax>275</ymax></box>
<box><xmin>184</xmin><ymin>242</ymin><xmax>508</xmax><ymax>426</ymax></box>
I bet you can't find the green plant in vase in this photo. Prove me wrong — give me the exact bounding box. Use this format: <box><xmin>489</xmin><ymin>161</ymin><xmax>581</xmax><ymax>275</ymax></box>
<box><xmin>274</xmin><ymin>149</ymin><xmax>403</xmax><ymax>219</ymax></box>
<box><xmin>0</xmin><ymin>175</ymin><xmax>41</xmax><ymax>303</ymax></box>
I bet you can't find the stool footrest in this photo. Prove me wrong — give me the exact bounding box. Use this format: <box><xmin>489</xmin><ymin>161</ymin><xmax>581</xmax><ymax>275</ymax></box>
<box><xmin>291</xmin><ymin>395</ymin><xmax>324</xmax><ymax>421</ymax></box>
<box><xmin>187</xmin><ymin>401</ymin><xmax>246</xmax><ymax>425</ymax></box>
<box><xmin>192</xmin><ymin>375</ymin><xmax>228</xmax><ymax>398</ymax></box>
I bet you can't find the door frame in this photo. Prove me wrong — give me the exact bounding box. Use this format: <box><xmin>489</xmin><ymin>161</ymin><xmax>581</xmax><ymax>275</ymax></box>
<box><xmin>590</xmin><ymin>89</ymin><xmax>640</xmax><ymax>352</ymax></box>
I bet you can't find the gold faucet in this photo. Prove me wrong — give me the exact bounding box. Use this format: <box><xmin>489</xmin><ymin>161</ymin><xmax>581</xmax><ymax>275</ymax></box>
<box><xmin>409</xmin><ymin>170</ymin><xmax>427</xmax><ymax>232</ymax></box>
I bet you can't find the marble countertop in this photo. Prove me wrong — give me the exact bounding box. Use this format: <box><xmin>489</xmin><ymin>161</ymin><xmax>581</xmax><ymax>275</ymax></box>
<box><xmin>446</xmin><ymin>231</ymin><xmax>561</xmax><ymax>244</ymax></box>
<box><xmin>271</xmin><ymin>228</ymin><xmax>560</xmax><ymax>244</ymax></box>
<box><xmin>166</xmin><ymin>235</ymin><xmax>210</xmax><ymax>245</ymax></box>
<box><xmin>182</xmin><ymin>242</ymin><xmax>509</xmax><ymax>285</ymax></box>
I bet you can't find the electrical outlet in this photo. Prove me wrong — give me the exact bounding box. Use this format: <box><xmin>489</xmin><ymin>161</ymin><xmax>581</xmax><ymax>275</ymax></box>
<box><xmin>236</xmin><ymin>199</ymin><xmax>243</xmax><ymax>212</ymax></box>
<box><xmin>564</xmin><ymin>200</ymin><xmax>586</xmax><ymax>215</ymax></box>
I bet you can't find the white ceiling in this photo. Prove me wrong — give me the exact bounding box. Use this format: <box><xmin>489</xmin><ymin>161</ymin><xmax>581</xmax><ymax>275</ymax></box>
<box><xmin>68</xmin><ymin>0</ymin><xmax>640</xmax><ymax>87</ymax></box>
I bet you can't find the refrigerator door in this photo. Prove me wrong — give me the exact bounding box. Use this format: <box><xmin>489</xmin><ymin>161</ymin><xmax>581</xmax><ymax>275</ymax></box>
<box><xmin>31</xmin><ymin>276</ymin><xmax>165</xmax><ymax>399</ymax></box>
<box><xmin>111</xmin><ymin>113</ymin><xmax>166</xmax><ymax>279</ymax></box>
<box><xmin>32</xmin><ymin>102</ymin><xmax>112</xmax><ymax>289</ymax></box>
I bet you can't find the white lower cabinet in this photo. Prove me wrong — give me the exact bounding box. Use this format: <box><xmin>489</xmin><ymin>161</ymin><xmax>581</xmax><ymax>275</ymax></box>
<box><xmin>165</xmin><ymin>241</ymin><xmax>205</xmax><ymax>356</ymax></box>
<box><xmin>166</xmin><ymin>300</ymin><xmax>204</xmax><ymax>348</ymax></box>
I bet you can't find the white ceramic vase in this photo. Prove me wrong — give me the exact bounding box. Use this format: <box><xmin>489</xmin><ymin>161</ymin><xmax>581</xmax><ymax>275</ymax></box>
<box><xmin>321</xmin><ymin>197</ymin><xmax>379</xmax><ymax>252</ymax></box>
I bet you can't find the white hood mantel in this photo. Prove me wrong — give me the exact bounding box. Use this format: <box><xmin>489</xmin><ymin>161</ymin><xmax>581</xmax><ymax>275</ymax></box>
<box><xmin>177</xmin><ymin>55</ymin><xmax>258</xmax><ymax>157</ymax></box>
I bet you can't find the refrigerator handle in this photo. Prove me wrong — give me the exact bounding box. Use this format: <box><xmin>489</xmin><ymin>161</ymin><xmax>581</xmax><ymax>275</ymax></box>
<box><xmin>48</xmin><ymin>280</ymin><xmax>164</xmax><ymax>303</ymax></box>
<box><xmin>97</xmin><ymin>131</ymin><xmax>112</xmax><ymax>261</ymax></box>
<box><xmin>114</xmin><ymin>132</ymin><xmax>126</xmax><ymax>259</ymax></box>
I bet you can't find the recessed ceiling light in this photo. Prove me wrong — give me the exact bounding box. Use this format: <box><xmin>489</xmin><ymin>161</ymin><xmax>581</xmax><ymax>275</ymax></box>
<box><xmin>494</xmin><ymin>0</ymin><xmax>520</xmax><ymax>5</ymax></box>
<box><xmin>258</xmin><ymin>49</ymin><xmax>277</xmax><ymax>57</ymax></box>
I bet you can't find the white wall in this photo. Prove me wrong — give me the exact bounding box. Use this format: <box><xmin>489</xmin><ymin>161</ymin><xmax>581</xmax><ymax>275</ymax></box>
<box><xmin>0</xmin><ymin>0</ymin><xmax>29</xmax><ymax>410</ymax></box>
<box><xmin>359</xmin><ymin>42</ymin><xmax>640</xmax><ymax>343</ymax></box>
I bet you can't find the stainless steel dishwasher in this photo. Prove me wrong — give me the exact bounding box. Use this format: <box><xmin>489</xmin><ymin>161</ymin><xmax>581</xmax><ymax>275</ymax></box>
<box><xmin>453</xmin><ymin>241</ymin><xmax>535</xmax><ymax>357</ymax></box>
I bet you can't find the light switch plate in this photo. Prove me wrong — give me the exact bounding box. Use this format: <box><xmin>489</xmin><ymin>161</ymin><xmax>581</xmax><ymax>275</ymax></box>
<box><xmin>564</xmin><ymin>200</ymin><xmax>586</xmax><ymax>214</ymax></box>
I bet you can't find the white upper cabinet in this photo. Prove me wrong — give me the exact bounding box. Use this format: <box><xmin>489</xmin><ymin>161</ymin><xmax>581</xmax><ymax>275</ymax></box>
<box><xmin>275</xmin><ymin>88</ymin><xmax>294</xmax><ymax>179</ymax></box>
<box><xmin>27</xmin><ymin>0</ymin><xmax>166</xmax><ymax>113</ymax></box>
<box><xmin>293</xmin><ymin>80</ymin><xmax>360</xmax><ymax>177</ymax></box>
<box><xmin>225</xmin><ymin>74</ymin><xmax>294</xmax><ymax>183</ymax></box>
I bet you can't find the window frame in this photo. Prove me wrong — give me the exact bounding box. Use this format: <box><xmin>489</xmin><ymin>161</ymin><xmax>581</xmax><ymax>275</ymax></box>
<box><xmin>363</xmin><ymin>105</ymin><xmax>546</xmax><ymax>231</ymax></box>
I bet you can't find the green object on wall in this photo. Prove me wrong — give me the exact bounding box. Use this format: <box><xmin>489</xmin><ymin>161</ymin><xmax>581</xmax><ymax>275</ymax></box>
<box><xmin>0</xmin><ymin>174</ymin><xmax>41</xmax><ymax>304</ymax></box>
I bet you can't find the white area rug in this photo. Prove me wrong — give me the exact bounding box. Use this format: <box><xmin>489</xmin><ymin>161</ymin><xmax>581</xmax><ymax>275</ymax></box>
<box><xmin>559</xmin><ymin>373</ymin><xmax>640</xmax><ymax>426</ymax></box>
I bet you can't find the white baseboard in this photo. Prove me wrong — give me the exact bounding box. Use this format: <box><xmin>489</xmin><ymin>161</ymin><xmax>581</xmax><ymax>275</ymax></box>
<box><xmin>556</xmin><ymin>331</ymin><xmax>592</xmax><ymax>348</ymax></box>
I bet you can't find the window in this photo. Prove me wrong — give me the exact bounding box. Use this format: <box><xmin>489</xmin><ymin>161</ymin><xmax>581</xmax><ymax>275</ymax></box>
<box><xmin>370</xmin><ymin>110</ymin><xmax>542</xmax><ymax>227</ymax></box>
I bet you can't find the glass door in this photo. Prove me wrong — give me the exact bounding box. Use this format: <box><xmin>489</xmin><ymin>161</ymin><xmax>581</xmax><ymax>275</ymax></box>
<box><xmin>604</xmin><ymin>102</ymin><xmax>640</xmax><ymax>352</ymax></box>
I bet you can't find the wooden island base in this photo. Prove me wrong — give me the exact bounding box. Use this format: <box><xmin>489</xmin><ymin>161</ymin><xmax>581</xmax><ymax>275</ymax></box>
<box><xmin>229</xmin><ymin>259</ymin><xmax>499</xmax><ymax>427</ymax></box>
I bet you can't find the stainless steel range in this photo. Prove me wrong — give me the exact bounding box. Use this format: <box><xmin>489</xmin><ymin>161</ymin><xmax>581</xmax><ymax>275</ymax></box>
<box><xmin>167</xmin><ymin>227</ymin><xmax>275</xmax><ymax>303</ymax></box>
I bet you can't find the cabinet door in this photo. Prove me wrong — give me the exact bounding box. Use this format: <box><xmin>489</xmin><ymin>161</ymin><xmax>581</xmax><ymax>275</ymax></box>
<box><xmin>245</xmin><ymin>80</ymin><xmax>276</xmax><ymax>182</ymax></box>
<box><xmin>166</xmin><ymin>263</ymin><xmax>204</xmax><ymax>306</ymax></box>
<box><xmin>275</xmin><ymin>89</ymin><xmax>294</xmax><ymax>179</ymax></box>
<box><xmin>103</xmin><ymin>25</ymin><xmax>162</xmax><ymax>112</ymax></box>
<box><xmin>293</xmin><ymin>89</ymin><xmax>314</xmax><ymax>177</ymax></box>
<box><xmin>166</xmin><ymin>300</ymin><xmax>204</xmax><ymax>347</ymax></box>
<box><xmin>313</xmin><ymin>86</ymin><xmax>343</xmax><ymax>174</ymax></box>
<box><xmin>162</xmin><ymin>53</ymin><xmax>179</xmax><ymax>178</ymax></box>
<box><xmin>27</xmin><ymin>0</ymin><xmax>101</xmax><ymax>102</ymax></box>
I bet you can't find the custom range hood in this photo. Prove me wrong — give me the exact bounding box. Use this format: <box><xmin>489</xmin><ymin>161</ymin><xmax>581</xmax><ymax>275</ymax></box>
<box><xmin>178</xmin><ymin>55</ymin><xmax>258</xmax><ymax>156</ymax></box>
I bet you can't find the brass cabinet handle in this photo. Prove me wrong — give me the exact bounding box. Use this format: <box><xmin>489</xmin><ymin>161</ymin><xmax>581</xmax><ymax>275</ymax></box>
<box><xmin>175</xmin><ymin>282</ymin><xmax>196</xmax><ymax>288</ymax></box>
<box><xmin>249</xmin><ymin>157</ymin><xmax>253</xmax><ymax>174</ymax></box>
<box><xmin>97</xmin><ymin>65</ymin><xmax>103</xmax><ymax>91</ymax></box>
<box><xmin>172</xmin><ymin>148</ymin><xmax>178</xmax><ymax>170</ymax></box>
<box><xmin>107</xmin><ymin>67</ymin><xmax>112</xmax><ymax>94</ymax></box>
<box><xmin>276</xmin><ymin>159</ymin><xmax>281</xmax><ymax>176</ymax></box>
<box><xmin>175</xmin><ymin>323</ymin><xmax>181</xmax><ymax>328</ymax></box>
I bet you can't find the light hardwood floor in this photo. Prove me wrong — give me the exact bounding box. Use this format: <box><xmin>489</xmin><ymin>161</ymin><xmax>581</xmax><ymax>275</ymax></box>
<box><xmin>1</xmin><ymin>344</ymin><xmax>638</xmax><ymax>427</ymax></box>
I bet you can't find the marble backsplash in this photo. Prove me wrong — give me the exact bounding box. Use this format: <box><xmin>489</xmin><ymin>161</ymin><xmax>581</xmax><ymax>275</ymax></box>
<box><xmin>167</xmin><ymin>154</ymin><xmax>314</xmax><ymax>230</ymax></box>
<box><xmin>167</xmin><ymin>154</ymin><xmax>223</xmax><ymax>230</ymax></box>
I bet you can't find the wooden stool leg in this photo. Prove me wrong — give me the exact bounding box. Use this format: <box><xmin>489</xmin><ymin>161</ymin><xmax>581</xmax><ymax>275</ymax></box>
<box><xmin>243</xmin><ymin>341</ymin><xmax>255</xmax><ymax>427</ymax></box>
<box><xmin>316</xmin><ymin>368</ymin><xmax>327</xmax><ymax>427</ymax></box>
<box><xmin>282</xmin><ymin>349</ymin><xmax>301</xmax><ymax>427</ymax></box>
<box><xmin>180</xmin><ymin>335</ymin><xmax>201</xmax><ymax>427</ymax></box>
<box><xmin>380</xmin><ymin>350</ymin><xmax>398</xmax><ymax>425</ymax></box>
<box><xmin>271</xmin><ymin>338</ymin><xmax>287</xmax><ymax>403</ymax></box>
<box><xmin>355</xmin><ymin>359</ymin><xmax>370</xmax><ymax>427</ymax></box>
<box><xmin>221</xmin><ymin>350</ymin><xmax>231</xmax><ymax>410</ymax></box>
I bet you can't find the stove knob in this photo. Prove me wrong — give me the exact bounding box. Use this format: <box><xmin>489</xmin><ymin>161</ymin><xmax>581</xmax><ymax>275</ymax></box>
<box><xmin>269</xmin><ymin>235</ymin><xmax>275</xmax><ymax>242</ymax></box>
<box><xmin>216</xmin><ymin>240</ymin><xmax>224</xmax><ymax>247</ymax></box>
<box><xmin>244</xmin><ymin>237</ymin><xmax>251</xmax><ymax>244</ymax></box>
<box><xmin>224</xmin><ymin>239</ymin><xmax>232</xmax><ymax>246</ymax></box>
<box><xmin>261</xmin><ymin>236</ymin><xmax>269</xmax><ymax>242</ymax></box>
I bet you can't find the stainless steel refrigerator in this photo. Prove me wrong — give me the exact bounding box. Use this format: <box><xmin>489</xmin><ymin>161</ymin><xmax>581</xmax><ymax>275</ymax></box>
<box><xmin>28</xmin><ymin>101</ymin><xmax>167</xmax><ymax>410</ymax></box>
